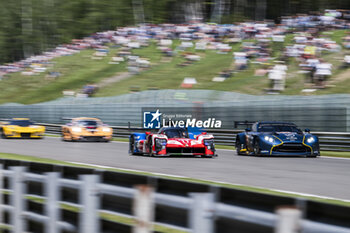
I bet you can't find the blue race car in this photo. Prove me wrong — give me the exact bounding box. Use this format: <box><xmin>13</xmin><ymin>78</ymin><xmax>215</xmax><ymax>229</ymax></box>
<box><xmin>235</xmin><ymin>121</ymin><xmax>320</xmax><ymax>157</ymax></box>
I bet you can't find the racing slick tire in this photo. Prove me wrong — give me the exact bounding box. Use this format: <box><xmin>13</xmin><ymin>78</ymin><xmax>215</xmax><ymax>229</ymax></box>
<box><xmin>253</xmin><ymin>140</ymin><xmax>261</xmax><ymax>156</ymax></box>
<box><xmin>129</xmin><ymin>135</ymin><xmax>138</xmax><ymax>155</ymax></box>
<box><xmin>235</xmin><ymin>139</ymin><xmax>244</xmax><ymax>155</ymax></box>
<box><xmin>148</xmin><ymin>142</ymin><xmax>154</xmax><ymax>157</ymax></box>
<box><xmin>1</xmin><ymin>129</ymin><xmax>7</xmax><ymax>139</ymax></box>
<box><xmin>61</xmin><ymin>132</ymin><xmax>67</xmax><ymax>141</ymax></box>
<box><xmin>64</xmin><ymin>132</ymin><xmax>75</xmax><ymax>142</ymax></box>
<box><xmin>148</xmin><ymin>140</ymin><xmax>161</xmax><ymax>157</ymax></box>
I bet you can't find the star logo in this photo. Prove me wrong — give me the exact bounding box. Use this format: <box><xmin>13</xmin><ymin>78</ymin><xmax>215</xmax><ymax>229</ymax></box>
<box><xmin>151</xmin><ymin>109</ymin><xmax>162</xmax><ymax>123</ymax></box>
<box><xmin>143</xmin><ymin>109</ymin><xmax>162</xmax><ymax>129</ymax></box>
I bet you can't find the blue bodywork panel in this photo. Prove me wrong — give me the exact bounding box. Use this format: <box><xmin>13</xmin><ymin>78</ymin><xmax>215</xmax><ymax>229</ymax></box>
<box><xmin>188</xmin><ymin>127</ymin><xmax>205</xmax><ymax>139</ymax></box>
<box><xmin>129</xmin><ymin>133</ymin><xmax>146</xmax><ymax>153</ymax></box>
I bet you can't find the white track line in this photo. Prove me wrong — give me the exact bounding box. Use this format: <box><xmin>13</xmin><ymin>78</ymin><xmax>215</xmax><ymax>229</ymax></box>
<box><xmin>320</xmin><ymin>156</ymin><xmax>350</xmax><ymax>160</ymax></box>
<box><xmin>67</xmin><ymin>160</ymin><xmax>350</xmax><ymax>203</ymax></box>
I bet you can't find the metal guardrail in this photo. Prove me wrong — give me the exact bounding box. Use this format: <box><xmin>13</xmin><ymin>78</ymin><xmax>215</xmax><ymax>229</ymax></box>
<box><xmin>1</xmin><ymin>162</ymin><xmax>350</xmax><ymax>233</ymax></box>
<box><xmin>42</xmin><ymin>123</ymin><xmax>350</xmax><ymax>152</ymax></box>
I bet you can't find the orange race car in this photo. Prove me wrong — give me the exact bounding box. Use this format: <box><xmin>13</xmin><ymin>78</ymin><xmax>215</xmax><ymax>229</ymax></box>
<box><xmin>62</xmin><ymin>117</ymin><xmax>113</xmax><ymax>142</ymax></box>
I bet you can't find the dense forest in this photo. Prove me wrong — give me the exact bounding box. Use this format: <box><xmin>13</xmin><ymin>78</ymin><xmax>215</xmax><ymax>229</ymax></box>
<box><xmin>0</xmin><ymin>0</ymin><xmax>349</xmax><ymax>64</ymax></box>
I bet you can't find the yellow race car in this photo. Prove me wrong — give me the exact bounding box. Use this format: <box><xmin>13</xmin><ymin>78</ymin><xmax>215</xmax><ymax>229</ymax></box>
<box><xmin>0</xmin><ymin>118</ymin><xmax>45</xmax><ymax>139</ymax></box>
<box><xmin>62</xmin><ymin>117</ymin><xmax>113</xmax><ymax>142</ymax></box>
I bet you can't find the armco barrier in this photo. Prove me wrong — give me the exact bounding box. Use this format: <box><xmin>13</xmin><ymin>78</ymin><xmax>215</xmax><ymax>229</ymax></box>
<box><xmin>1</xmin><ymin>159</ymin><xmax>350</xmax><ymax>233</ymax></box>
<box><xmin>41</xmin><ymin>123</ymin><xmax>350</xmax><ymax>152</ymax></box>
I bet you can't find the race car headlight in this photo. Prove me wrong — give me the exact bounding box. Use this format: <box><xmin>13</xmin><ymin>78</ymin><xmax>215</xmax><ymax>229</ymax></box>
<box><xmin>72</xmin><ymin>127</ymin><xmax>82</xmax><ymax>133</ymax></box>
<box><xmin>307</xmin><ymin>137</ymin><xmax>315</xmax><ymax>143</ymax></box>
<box><xmin>264</xmin><ymin>136</ymin><xmax>274</xmax><ymax>143</ymax></box>
<box><xmin>155</xmin><ymin>138</ymin><xmax>167</xmax><ymax>151</ymax></box>
<box><xmin>204</xmin><ymin>139</ymin><xmax>215</xmax><ymax>150</ymax></box>
<box><xmin>155</xmin><ymin>138</ymin><xmax>167</xmax><ymax>145</ymax></box>
<box><xmin>102</xmin><ymin>127</ymin><xmax>111</xmax><ymax>132</ymax></box>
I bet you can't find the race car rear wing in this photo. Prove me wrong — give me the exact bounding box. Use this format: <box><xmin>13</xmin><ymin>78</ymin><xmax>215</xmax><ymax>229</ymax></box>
<box><xmin>234</xmin><ymin>121</ymin><xmax>255</xmax><ymax>128</ymax></box>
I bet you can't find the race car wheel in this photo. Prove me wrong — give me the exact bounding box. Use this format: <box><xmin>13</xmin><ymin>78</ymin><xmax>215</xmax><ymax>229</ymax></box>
<box><xmin>0</xmin><ymin>129</ymin><xmax>7</xmax><ymax>139</ymax></box>
<box><xmin>148</xmin><ymin>143</ymin><xmax>153</xmax><ymax>157</ymax></box>
<box><xmin>129</xmin><ymin>136</ymin><xmax>137</xmax><ymax>155</ymax></box>
<box><xmin>66</xmin><ymin>133</ymin><xmax>74</xmax><ymax>142</ymax></box>
<box><xmin>148</xmin><ymin>140</ymin><xmax>156</xmax><ymax>157</ymax></box>
<box><xmin>235</xmin><ymin>139</ymin><xmax>243</xmax><ymax>155</ymax></box>
<box><xmin>253</xmin><ymin>140</ymin><xmax>261</xmax><ymax>156</ymax></box>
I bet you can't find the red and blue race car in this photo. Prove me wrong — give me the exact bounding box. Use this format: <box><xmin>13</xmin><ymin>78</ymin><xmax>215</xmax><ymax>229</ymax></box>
<box><xmin>129</xmin><ymin>127</ymin><xmax>216</xmax><ymax>157</ymax></box>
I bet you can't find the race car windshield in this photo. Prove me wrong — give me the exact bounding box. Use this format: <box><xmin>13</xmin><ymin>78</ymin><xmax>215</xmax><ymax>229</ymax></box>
<box><xmin>164</xmin><ymin>129</ymin><xmax>189</xmax><ymax>138</ymax></box>
<box><xmin>9</xmin><ymin>120</ymin><xmax>34</xmax><ymax>126</ymax></box>
<box><xmin>258</xmin><ymin>125</ymin><xmax>301</xmax><ymax>133</ymax></box>
<box><xmin>77</xmin><ymin>120</ymin><xmax>99</xmax><ymax>127</ymax></box>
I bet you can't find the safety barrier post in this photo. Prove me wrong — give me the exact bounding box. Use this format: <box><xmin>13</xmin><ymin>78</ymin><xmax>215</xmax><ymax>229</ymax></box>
<box><xmin>189</xmin><ymin>193</ymin><xmax>215</xmax><ymax>233</ymax></box>
<box><xmin>79</xmin><ymin>175</ymin><xmax>100</xmax><ymax>233</ymax></box>
<box><xmin>0</xmin><ymin>164</ymin><xmax>3</xmax><ymax>228</ymax></box>
<box><xmin>10</xmin><ymin>166</ymin><xmax>26</xmax><ymax>233</ymax></box>
<box><xmin>275</xmin><ymin>207</ymin><xmax>301</xmax><ymax>233</ymax></box>
<box><xmin>133</xmin><ymin>185</ymin><xmax>154</xmax><ymax>233</ymax></box>
<box><xmin>45</xmin><ymin>172</ymin><xmax>60</xmax><ymax>233</ymax></box>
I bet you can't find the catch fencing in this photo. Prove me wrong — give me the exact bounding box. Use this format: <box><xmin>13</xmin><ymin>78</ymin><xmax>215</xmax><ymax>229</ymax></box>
<box><xmin>1</xmin><ymin>90</ymin><xmax>350</xmax><ymax>132</ymax></box>
<box><xmin>1</xmin><ymin>160</ymin><xmax>350</xmax><ymax>233</ymax></box>
<box><xmin>42</xmin><ymin>123</ymin><xmax>350</xmax><ymax>152</ymax></box>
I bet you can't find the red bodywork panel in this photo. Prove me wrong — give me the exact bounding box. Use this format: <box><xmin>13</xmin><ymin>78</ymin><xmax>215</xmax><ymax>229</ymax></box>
<box><xmin>138</xmin><ymin>136</ymin><xmax>215</xmax><ymax>156</ymax></box>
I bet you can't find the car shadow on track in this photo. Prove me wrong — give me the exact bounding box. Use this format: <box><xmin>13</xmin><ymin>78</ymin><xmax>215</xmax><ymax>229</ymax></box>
<box><xmin>131</xmin><ymin>154</ymin><xmax>216</xmax><ymax>159</ymax></box>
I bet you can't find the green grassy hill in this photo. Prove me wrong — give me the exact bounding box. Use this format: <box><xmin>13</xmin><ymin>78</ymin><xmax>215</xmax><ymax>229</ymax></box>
<box><xmin>0</xmin><ymin>29</ymin><xmax>349</xmax><ymax>105</ymax></box>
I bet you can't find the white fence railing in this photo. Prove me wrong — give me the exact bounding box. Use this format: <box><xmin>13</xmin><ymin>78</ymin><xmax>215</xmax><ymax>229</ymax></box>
<box><xmin>1</xmin><ymin>165</ymin><xmax>350</xmax><ymax>233</ymax></box>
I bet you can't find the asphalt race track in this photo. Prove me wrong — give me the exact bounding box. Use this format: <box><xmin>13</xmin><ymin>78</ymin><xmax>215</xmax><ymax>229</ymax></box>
<box><xmin>0</xmin><ymin>137</ymin><xmax>349</xmax><ymax>200</ymax></box>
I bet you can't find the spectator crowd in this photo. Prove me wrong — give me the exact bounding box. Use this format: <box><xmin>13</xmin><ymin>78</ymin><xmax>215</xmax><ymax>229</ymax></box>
<box><xmin>0</xmin><ymin>9</ymin><xmax>349</xmax><ymax>94</ymax></box>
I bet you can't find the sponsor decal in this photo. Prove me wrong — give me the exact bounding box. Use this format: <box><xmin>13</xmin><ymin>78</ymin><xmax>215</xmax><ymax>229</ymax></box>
<box><xmin>143</xmin><ymin>109</ymin><xmax>222</xmax><ymax>129</ymax></box>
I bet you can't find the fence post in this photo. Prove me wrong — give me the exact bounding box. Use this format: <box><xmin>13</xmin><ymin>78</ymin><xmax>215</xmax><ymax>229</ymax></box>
<box><xmin>0</xmin><ymin>164</ymin><xmax>3</xmax><ymax>227</ymax></box>
<box><xmin>79</xmin><ymin>175</ymin><xmax>100</xmax><ymax>233</ymax></box>
<box><xmin>133</xmin><ymin>185</ymin><xmax>154</xmax><ymax>233</ymax></box>
<box><xmin>10</xmin><ymin>166</ymin><xmax>26</xmax><ymax>233</ymax></box>
<box><xmin>45</xmin><ymin>172</ymin><xmax>60</xmax><ymax>233</ymax></box>
<box><xmin>275</xmin><ymin>207</ymin><xmax>302</xmax><ymax>233</ymax></box>
<box><xmin>189</xmin><ymin>193</ymin><xmax>215</xmax><ymax>233</ymax></box>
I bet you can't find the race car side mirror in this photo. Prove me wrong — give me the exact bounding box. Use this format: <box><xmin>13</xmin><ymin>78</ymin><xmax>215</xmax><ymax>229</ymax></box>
<box><xmin>201</xmin><ymin>132</ymin><xmax>207</xmax><ymax>135</ymax></box>
<box><xmin>245</xmin><ymin>128</ymin><xmax>251</xmax><ymax>132</ymax></box>
<box><xmin>305</xmin><ymin>129</ymin><xmax>310</xmax><ymax>133</ymax></box>
<box><xmin>145</xmin><ymin>131</ymin><xmax>151</xmax><ymax>135</ymax></box>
